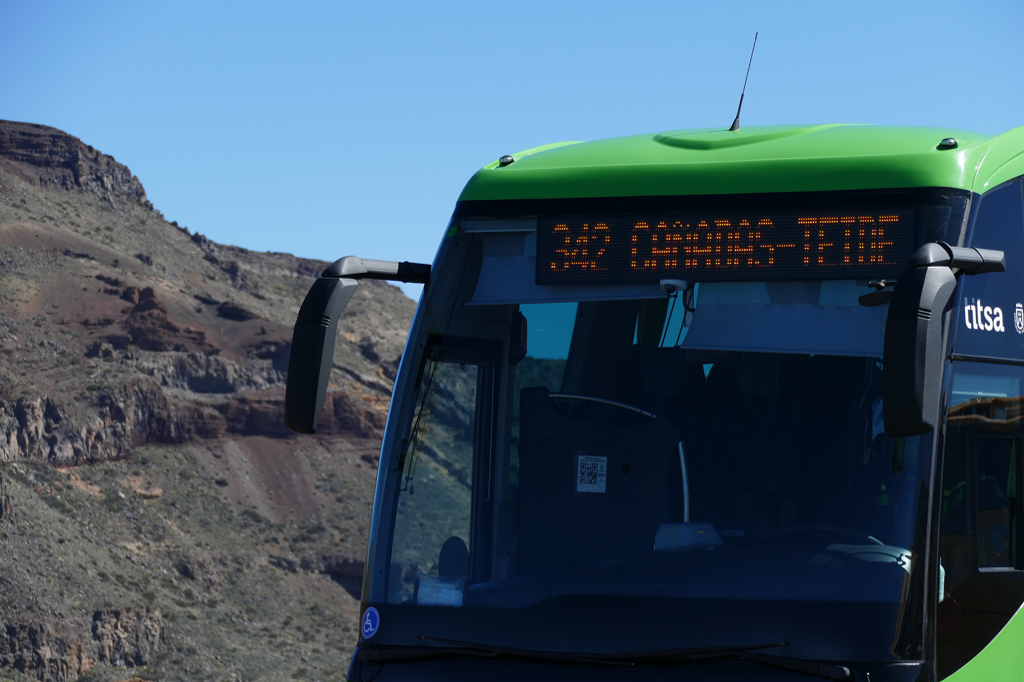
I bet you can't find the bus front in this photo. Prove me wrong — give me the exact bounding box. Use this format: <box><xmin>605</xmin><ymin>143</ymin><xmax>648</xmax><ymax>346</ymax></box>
<box><xmin>288</xmin><ymin>124</ymin><xmax>1024</xmax><ymax>681</ymax></box>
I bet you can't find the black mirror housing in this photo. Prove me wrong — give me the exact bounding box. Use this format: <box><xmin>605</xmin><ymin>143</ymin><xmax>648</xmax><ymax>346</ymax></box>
<box><xmin>284</xmin><ymin>255</ymin><xmax>431</xmax><ymax>435</ymax></box>
<box><xmin>882</xmin><ymin>242</ymin><xmax>1005</xmax><ymax>437</ymax></box>
<box><xmin>882</xmin><ymin>264</ymin><xmax>956</xmax><ymax>437</ymax></box>
<box><xmin>284</xmin><ymin>277</ymin><xmax>359</xmax><ymax>434</ymax></box>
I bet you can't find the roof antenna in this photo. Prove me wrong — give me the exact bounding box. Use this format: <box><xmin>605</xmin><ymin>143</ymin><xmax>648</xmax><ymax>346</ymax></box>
<box><xmin>729</xmin><ymin>32</ymin><xmax>758</xmax><ymax>132</ymax></box>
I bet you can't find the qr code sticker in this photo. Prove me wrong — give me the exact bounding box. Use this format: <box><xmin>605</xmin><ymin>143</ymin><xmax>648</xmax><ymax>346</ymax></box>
<box><xmin>576</xmin><ymin>454</ymin><xmax>607</xmax><ymax>493</ymax></box>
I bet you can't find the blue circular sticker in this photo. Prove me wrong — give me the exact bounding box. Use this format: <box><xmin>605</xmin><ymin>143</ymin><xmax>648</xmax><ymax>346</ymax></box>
<box><xmin>361</xmin><ymin>607</ymin><xmax>380</xmax><ymax>639</ymax></box>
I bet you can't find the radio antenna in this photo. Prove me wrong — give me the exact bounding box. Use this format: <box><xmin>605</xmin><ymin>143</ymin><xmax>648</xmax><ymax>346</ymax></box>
<box><xmin>729</xmin><ymin>32</ymin><xmax>758</xmax><ymax>132</ymax></box>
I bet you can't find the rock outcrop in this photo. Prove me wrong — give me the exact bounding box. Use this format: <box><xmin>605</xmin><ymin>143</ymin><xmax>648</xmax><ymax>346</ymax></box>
<box><xmin>0</xmin><ymin>608</ymin><xmax>162</xmax><ymax>682</ymax></box>
<box><xmin>0</xmin><ymin>472</ymin><xmax>12</xmax><ymax>522</ymax></box>
<box><xmin>0</xmin><ymin>120</ymin><xmax>152</xmax><ymax>208</ymax></box>
<box><xmin>0</xmin><ymin>375</ymin><xmax>388</xmax><ymax>464</ymax></box>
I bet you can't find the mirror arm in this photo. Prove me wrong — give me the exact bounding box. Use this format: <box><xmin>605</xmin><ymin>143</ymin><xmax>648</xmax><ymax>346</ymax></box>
<box><xmin>321</xmin><ymin>256</ymin><xmax>430</xmax><ymax>283</ymax></box>
<box><xmin>906</xmin><ymin>242</ymin><xmax>1005</xmax><ymax>274</ymax></box>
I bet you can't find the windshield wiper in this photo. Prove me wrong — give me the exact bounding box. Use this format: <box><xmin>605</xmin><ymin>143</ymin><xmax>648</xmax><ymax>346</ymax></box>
<box><xmin>354</xmin><ymin>643</ymin><xmax>497</xmax><ymax>664</ymax></box>
<box><xmin>732</xmin><ymin>653</ymin><xmax>852</xmax><ymax>681</ymax></box>
<box><xmin>367</xmin><ymin>638</ymin><xmax>851</xmax><ymax>680</ymax></box>
<box><xmin>612</xmin><ymin>646</ymin><xmax>850</xmax><ymax>681</ymax></box>
<box><xmin>608</xmin><ymin>644</ymin><xmax>850</xmax><ymax>681</ymax></box>
<box><xmin>417</xmin><ymin>635</ymin><xmax>632</xmax><ymax>666</ymax></box>
<box><xmin>356</xmin><ymin>636</ymin><xmax>631</xmax><ymax>666</ymax></box>
<box><xmin>599</xmin><ymin>641</ymin><xmax>788</xmax><ymax>662</ymax></box>
<box><xmin>417</xmin><ymin>637</ymin><xmax>804</xmax><ymax>669</ymax></box>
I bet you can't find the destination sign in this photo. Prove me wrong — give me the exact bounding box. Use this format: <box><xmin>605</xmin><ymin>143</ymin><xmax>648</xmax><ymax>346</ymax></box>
<box><xmin>536</xmin><ymin>208</ymin><xmax>915</xmax><ymax>284</ymax></box>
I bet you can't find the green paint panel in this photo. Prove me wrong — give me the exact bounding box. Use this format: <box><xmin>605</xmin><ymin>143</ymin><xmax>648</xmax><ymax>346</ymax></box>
<box><xmin>481</xmin><ymin>140</ymin><xmax>584</xmax><ymax>170</ymax></box>
<box><xmin>972</xmin><ymin>126</ymin><xmax>1024</xmax><ymax>192</ymax></box>
<box><xmin>460</xmin><ymin>124</ymin><xmax>1024</xmax><ymax>203</ymax></box>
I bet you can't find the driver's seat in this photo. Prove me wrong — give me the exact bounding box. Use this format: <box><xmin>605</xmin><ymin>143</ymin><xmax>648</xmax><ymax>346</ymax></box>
<box><xmin>517</xmin><ymin>387</ymin><xmax>680</xmax><ymax>574</ymax></box>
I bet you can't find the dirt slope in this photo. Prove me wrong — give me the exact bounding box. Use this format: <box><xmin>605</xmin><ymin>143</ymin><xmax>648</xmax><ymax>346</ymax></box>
<box><xmin>0</xmin><ymin>119</ymin><xmax>416</xmax><ymax>681</ymax></box>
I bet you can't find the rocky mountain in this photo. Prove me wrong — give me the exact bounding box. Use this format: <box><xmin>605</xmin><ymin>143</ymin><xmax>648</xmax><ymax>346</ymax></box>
<box><xmin>0</xmin><ymin>120</ymin><xmax>417</xmax><ymax>681</ymax></box>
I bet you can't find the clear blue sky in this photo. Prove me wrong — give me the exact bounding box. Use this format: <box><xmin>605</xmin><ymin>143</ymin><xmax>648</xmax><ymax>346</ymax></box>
<box><xmin>2</xmin><ymin>1</ymin><xmax>1023</xmax><ymax>299</ymax></box>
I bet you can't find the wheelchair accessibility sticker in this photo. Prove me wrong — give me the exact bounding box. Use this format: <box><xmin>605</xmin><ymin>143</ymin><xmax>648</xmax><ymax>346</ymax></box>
<box><xmin>361</xmin><ymin>607</ymin><xmax>380</xmax><ymax>639</ymax></box>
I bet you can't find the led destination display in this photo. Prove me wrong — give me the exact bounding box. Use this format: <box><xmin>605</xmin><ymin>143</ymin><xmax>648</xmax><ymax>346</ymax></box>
<box><xmin>536</xmin><ymin>209</ymin><xmax>915</xmax><ymax>285</ymax></box>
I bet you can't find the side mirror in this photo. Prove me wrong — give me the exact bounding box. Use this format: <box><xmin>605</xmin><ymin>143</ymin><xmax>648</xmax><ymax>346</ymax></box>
<box><xmin>284</xmin><ymin>256</ymin><xmax>429</xmax><ymax>434</ymax></box>
<box><xmin>284</xmin><ymin>277</ymin><xmax>360</xmax><ymax>434</ymax></box>
<box><xmin>883</xmin><ymin>243</ymin><xmax>1004</xmax><ymax>437</ymax></box>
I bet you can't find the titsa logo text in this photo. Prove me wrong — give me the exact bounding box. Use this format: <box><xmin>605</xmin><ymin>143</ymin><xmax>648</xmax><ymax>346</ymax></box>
<box><xmin>964</xmin><ymin>299</ymin><xmax>1005</xmax><ymax>332</ymax></box>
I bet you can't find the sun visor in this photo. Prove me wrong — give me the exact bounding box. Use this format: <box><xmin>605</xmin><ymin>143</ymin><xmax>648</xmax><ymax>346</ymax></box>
<box><xmin>468</xmin><ymin>230</ymin><xmax>663</xmax><ymax>304</ymax></box>
<box><xmin>470</xmin><ymin>256</ymin><xmax>664</xmax><ymax>304</ymax></box>
<box><xmin>681</xmin><ymin>281</ymin><xmax>888</xmax><ymax>356</ymax></box>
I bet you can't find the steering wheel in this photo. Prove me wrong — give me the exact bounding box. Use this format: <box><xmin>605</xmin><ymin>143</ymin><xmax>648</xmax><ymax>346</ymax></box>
<box><xmin>548</xmin><ymin>393</ymin><xmax>655</xmax><ymax>418</ymax></box>
<box><xmin>778</xmin><ymin>524</ymin><xmax>884</xmax><ymax>546</ymax></box>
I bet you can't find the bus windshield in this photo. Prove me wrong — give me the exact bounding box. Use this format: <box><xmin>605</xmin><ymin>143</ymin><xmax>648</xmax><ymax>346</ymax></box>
<box><xmin>378</xmin><ymin>285</ymin><xmax>933</xmax><ymax>662</ymax></box>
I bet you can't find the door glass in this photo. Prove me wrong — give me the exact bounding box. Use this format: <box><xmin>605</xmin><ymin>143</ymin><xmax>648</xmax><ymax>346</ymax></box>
<box><xmin>975</xmin><ymin>437</ymin><xmax>1018</xmax><ymax>568</ymax></box>
<box><xmin>388</xmin><ymin>359</ymin><xmax>479</xmax><ymax>605</ymax></box>
<box><xmin>939</xmin><ymin>364</ymin><xmax>1024</xmax><ymax>678</ymax></box>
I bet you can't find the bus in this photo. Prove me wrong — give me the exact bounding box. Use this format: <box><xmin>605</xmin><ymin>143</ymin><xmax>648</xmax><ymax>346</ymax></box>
<box><xmin>285</xmin><ymin>123</ymin><xmax>1024</xmax><ymax>681</ymax></box>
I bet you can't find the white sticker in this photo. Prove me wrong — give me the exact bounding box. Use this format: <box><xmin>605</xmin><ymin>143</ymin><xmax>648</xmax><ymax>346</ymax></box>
<box><xmin>576</xmin><ymin>454</ymin><xmax>607</xmax><ymax>493</ymax></box>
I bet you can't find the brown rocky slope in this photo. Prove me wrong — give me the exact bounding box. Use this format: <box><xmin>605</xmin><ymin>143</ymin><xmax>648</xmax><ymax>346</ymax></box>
<box><xmin>0</xmin><ymin>120</ymin><xmax>416</xmax><ymax>681</ymax></box>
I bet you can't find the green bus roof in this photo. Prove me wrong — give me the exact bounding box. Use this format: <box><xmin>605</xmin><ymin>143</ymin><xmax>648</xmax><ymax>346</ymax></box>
<box><xmin>458</xmin><ymin>124</ymin><xmax>1024</xmax><ymax>203</ymax></box>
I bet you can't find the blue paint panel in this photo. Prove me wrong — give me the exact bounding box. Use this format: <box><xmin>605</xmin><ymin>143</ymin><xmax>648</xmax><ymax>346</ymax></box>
<box><xmin>954</xmin><ymin>180</ymin><xmax>1024</xmax><ymax>360</ymax></box>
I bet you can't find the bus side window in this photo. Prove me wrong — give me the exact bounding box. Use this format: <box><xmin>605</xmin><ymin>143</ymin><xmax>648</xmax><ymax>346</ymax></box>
<box><xmin>939</xmin><ymin>365</ymin><xmax>1024</xmax><ymax>678</ymax></box>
